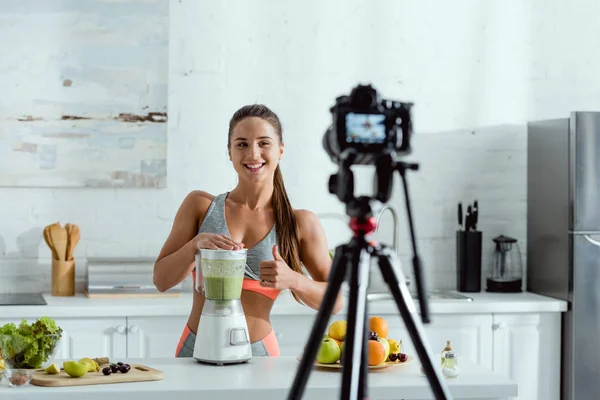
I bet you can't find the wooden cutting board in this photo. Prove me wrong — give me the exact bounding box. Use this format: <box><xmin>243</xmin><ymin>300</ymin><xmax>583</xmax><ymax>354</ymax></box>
<box><xmin>30</xmin><ymin>364</ymin><xmax>164</xmax><ymax>387</ymax></box>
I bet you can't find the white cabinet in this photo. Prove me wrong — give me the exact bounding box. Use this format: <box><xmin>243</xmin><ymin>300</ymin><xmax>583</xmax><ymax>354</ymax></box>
<box><xmin>271</xmin><ymin>314</ymin><xmax>317</xmax><ymax>357</ymax></box>
<box><xmin>492</xmin><ymin>313</ymin><xmax>561</xmax><ymax>400</ymax></box>
<box><xmin>383</xmin><ymin>313</ymin><xmax>494</xmax><ymax>369</ymax></box>
<box><xmin>53</xmin><ymin>318</ymin><xmax>128</xmax><ymax>360</ymax></box>
<box><xmin>126</xmin><ymin>316</ymin><xmax>189</xmax><ymax>358</ymax></box>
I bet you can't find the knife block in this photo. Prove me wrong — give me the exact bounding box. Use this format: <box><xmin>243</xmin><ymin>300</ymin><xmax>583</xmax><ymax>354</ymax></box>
<box><xmin>456</xmin><ymin>231</ymin><xmax>482</xmax><ymax>292</ymax></box>
<box><xmin>52</xmin><ymin>259</ymin><xmax>75</xmax><ymax>296</ymax></box>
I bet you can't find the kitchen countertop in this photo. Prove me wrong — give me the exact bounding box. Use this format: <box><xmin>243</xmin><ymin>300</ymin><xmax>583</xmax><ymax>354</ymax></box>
<box><xmin>0</xmin><ymin>356</ymin><xmax>517</xmax><ymax>400</ymax></box>
<box><xmin>0</xmin><ymin>290</ymin><xmax>567</xmax><ymax>319</ymax></box>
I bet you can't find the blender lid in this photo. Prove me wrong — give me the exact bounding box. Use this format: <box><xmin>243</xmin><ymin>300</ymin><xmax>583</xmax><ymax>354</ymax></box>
<box><xmin>197</xmin><ymin>248</ymin><xmax>248</xmax><ymax>260</ymax></box>
<box><xmin>493</xmin><ymin>235</ymin><xmax>517</xmax><ymax>244</ymax></box>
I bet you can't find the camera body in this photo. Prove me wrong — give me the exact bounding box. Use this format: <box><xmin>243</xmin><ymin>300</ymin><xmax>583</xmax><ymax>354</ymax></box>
<box><xmin>323</xmin><ymin>84</ymin><xmax>413</xmax><ymax>165</ymax></box>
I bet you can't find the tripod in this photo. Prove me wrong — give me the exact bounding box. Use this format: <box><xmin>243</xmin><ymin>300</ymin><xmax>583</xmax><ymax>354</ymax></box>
<box><xmin>288</xmin><ymin>154</ymin><xmax>453</xmax><ymax>400</ymax></box>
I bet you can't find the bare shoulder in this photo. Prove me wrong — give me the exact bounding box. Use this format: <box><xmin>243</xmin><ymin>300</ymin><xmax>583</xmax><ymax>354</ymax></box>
<box><xmin>293</xmin><ymin>209</ymin><xmax>322</xmax><ymax>239</ymax></box>
<box><xmin>182</xmin><ymin>190</ymin><xmax>215</xmax><ymax>211</ymax></box>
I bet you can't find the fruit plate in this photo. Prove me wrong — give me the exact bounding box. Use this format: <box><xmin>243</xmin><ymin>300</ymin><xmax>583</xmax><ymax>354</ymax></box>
<box><xmin>295</xmin><ymin>354</ymin><xmax>414</xmax><ymax>370</ymax></box>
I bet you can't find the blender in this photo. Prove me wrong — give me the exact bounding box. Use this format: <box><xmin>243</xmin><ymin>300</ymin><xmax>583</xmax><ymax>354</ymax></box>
<box><xmin>193</xmin><ymin>249</ymin><xmax>252</xmax><ymax>365</ymax></box>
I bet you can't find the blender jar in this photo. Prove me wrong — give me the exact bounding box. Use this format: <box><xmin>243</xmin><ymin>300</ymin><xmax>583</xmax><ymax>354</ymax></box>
<box><xmin>195</xmin><ymin>249</ymin><xmax>247</xmax><ymax>300</ymax></box>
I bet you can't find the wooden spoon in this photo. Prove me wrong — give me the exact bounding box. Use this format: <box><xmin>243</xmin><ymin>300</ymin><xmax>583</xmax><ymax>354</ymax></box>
<box><xmin>68</xmin><ymin>225</ymin><xmax>81</xmax><ymax>260</ymax></box>
<box><xmin>43</xmin><ymin>224</ymin><xmax>59</xmax><ymax>260</ymax></box>
<box><xmin>65</xmin><ymin>223</ymin><xmax>73</xmax><ymax>261</ymax></box>
<box><xmin>50</xmin><ymin>224</ymin><xmax>68</xmax><ymax>261</ymax></box>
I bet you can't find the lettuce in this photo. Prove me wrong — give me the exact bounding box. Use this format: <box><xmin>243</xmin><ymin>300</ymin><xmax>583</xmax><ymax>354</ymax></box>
<box><xmin>0</xmin><ymin>317</ymin><xmax>63</xmax><ymax>369</ymax></box>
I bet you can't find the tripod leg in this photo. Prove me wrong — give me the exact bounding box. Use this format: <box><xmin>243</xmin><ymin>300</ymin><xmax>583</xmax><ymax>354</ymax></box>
<box><xmin>377</xmin><ymin>253</ymin><xmax>453</xmax><ymax>400</ymax></box>
<box><xmin>288</xmin><ymin>244</ymin><xmax>349</xmax><ymax>400</ymax></box>
<box><xmin>340</xmin><ymin>241</ymin><xmax>371</xmax><ymax>400</ymax></box>
<box><xmin>398</xmin><ymin>165</ymin><xmax>431</xmax><ymax>323</ymax></box>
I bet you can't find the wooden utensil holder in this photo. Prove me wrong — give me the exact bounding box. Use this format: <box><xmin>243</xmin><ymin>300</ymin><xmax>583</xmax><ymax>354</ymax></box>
<box><xmin>52</xmin><ymin>259</ymin><xmax>75</xmax><ymax>296</ymax></box>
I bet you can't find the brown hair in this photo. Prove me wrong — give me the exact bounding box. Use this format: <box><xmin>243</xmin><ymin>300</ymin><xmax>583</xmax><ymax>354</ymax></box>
<box><xmin>227</xmin><ymin>104</ymin><xmax>304</xmax><ymax>304</ymax></box>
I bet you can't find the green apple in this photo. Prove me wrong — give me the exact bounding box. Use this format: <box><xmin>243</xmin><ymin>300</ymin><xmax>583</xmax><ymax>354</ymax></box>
<box><xmin>63</xmin><ymin>361</ymin><xmax>89</xmax><ymax>378</ymax></box>
<box><xmin>316</xmin><ymin>338</ymin><xmax>341</xmax><ymax>364</ymax></box>
<box><xmin>378</xmin><ymin>337</ymin><xmax>390</xmax><ymax>361</ymax></box>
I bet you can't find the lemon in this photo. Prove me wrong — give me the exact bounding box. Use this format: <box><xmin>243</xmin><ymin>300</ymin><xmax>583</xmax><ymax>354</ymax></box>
<box><xmin>0</xmin><ymin>357</ymin><xmax>5</xmax><ymax>371</ymax></box>
<box><xmin>328</xmin><ymin>320</ymin><xmax>347</xmax><ymax>342</ymax></box>
<box><xmin>78</xmin><ymin>358</ymin><xmax>97</xmax><ymax>373</ymax></box>
<box><xmin>378</xmin><ymin>337</ymin><xmax>390</xmax><ymax>361</ymax></box>
<box><xmin>64</xmin><ymin>361</ymin><xmax>89</xmax><ymax>378</ymax></box>
<box><xmin>45</xmin><ymin>363</ymin><xmax>61</xmax><ymax>374</ymax></box>
<box><xmin>388</xmin><ymin>339</ymin><xmax>401</xmax><ymax>354</ymax></box>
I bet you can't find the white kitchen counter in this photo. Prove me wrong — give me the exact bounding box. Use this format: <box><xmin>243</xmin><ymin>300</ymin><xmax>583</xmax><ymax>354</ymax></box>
<box><xmin>0</xmin><ymin>290</ymin><xmax>567</xmax><ymax>319</ymax></box>
<box><xmin>0</xmin><ymin>356</ymin><xmax>517</xmax><ymax>400</ymax></box>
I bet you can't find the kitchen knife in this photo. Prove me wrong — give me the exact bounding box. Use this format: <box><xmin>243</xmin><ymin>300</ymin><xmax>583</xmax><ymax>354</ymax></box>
<box><xmin>465</xmin><ymin>205</ymin><xmax>472</xmax><ymax>232</ymax></box>
<box><xmin>458</xmin><ymin>203</ymin><xmax>463</xmax><ymax>230</ymax></box>
<box><xmin>472</xmin><ymin>200</ymin><xmax>478</xmax><ymax>231</ymax></box>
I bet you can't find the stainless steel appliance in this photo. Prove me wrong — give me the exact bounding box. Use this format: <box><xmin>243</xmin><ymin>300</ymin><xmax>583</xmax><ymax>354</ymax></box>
<box><xmin>486</xmin><ymin>235</ymin><xmax>523</xmax><ymax>292</ymax></box>
<box><xmin>86</xmin><ymin>258</ymin><xmax>181</xmax><ymax>297</ymax></box>
<box><xmin>527</xmin><ymin>112</ymin><xmax>600</xmax><ymax>400</ymax></box>
<box><xmin>0</xmin><ymin>293</ymin><xmax>47</xmax><ymax>306</ymax></box>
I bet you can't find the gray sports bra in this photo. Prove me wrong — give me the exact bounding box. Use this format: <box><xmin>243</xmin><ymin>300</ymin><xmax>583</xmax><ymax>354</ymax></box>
<box><xmin>198</xmin><ymin>192</ymin><xmax>278</xmax><ymax>279</ymax></box>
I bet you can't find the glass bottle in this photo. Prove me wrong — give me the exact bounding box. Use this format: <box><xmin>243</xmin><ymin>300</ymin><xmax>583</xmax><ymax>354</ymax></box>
<box><xmin>442</xmin><ymin>351</ymin><xmax>460</xmax><ymax>378</ymax></box>
<box><xmin>441</xmin><ymin>340</ymin><xmax>453</xmax><ymax>366</ymax></box>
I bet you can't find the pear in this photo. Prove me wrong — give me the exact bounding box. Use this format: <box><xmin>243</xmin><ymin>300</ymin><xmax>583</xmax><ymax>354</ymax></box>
<box><xmin>64</xmin><ymin>361</ymin><xmax>89</xmax><ymax>378</ymax></box>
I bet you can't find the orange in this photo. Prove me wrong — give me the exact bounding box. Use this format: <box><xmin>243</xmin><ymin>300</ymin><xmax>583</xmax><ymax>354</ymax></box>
<box><xmin>368</xmin><ymin>340</ymin><xmax>387</xmax><ymax>366</ymax></box>
<box><xmin>328</xmin><ymin>320</ymin><xmax>347</xmax><ymax>341</ymax></box>
<box><xmin>369</xmin><ymin>316</ymin><xmax>389</xmax><ymax>338</ymax></box>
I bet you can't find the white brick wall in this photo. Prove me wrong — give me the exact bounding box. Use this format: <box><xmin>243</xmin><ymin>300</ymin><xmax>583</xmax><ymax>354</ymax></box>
<box><xmin>1</xmin><ymin>0</ymin><xmax>599</xmax><ymax>293</ymax></box>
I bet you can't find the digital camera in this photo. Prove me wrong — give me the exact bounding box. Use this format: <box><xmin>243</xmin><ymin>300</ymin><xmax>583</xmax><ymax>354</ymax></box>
<box><xmin>322</xmin><ymin>84</ymin><xmax>413</xmax><ymax>165</ymax></box>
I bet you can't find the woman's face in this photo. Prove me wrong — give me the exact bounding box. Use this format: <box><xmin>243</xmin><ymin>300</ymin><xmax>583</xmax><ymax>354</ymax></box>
<box><xmin>228</xmin><ymin>117</ymin><xmax>284</xmax><ymax>184</ymax></box>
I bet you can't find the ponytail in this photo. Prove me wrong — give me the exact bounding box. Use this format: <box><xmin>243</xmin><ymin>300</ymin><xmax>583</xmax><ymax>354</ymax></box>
<box><xmin>272</xmin><ymin>165</ymin><xmax>304</xmax><ymax>304</ymax></box>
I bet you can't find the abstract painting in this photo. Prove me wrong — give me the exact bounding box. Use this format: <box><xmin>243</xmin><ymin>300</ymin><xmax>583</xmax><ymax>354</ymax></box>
<box><xmin>0</xmin><ymin>0</ymin><xmax>169</xmax><ymax>188</ymax></box>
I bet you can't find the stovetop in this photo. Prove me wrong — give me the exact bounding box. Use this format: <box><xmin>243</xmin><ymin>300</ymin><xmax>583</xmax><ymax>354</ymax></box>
<box><xmin>0</xmin><ymin>293</ymin><xmax>47</xmax><ymax>306</ymax></box>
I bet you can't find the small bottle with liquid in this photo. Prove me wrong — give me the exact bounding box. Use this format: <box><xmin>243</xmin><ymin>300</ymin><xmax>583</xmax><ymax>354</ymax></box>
<box><xmin>440</xmin><ymin>340</ymin><xmax>453</xmax><ymax>366</ymax></box>
<box><xmin>442</xmin><ymin>351</ymin><xmax>460</xmax><ymax>378</ymax></box>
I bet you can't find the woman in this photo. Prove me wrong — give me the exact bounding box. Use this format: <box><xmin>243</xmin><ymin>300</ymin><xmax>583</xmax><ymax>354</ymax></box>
<box><xmin>153</xmin><ymin>104</ymin><xmax>344</xmax><ymax>358</ymax></box>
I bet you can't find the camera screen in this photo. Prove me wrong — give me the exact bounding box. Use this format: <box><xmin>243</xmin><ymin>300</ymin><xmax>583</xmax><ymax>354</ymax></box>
<box><xmin>345</xmin><ymin>113</ymin><xmax>386</xmax><ymax>144</ymax></box>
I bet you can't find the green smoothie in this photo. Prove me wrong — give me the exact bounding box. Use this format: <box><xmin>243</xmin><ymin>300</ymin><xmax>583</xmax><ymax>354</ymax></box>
<box><xmin>201</xmin><ymin>258</ymin><xmax>245</xmax><ymax>300</ymax></box>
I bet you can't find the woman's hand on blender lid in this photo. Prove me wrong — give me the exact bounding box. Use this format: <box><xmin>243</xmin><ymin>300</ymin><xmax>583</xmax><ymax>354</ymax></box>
<box><xmin>195</xmin><ymin>233</ymin><xmax>244</xmax><ymax>250</ymax></box>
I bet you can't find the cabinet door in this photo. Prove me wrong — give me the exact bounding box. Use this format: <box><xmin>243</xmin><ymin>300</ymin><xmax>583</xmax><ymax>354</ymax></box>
<box><xmin>126</xmin><ymin>316</ymin><xmax>189</xmax><ymax>358</ymax></box>
<box><xmin>382</xmin><ymin>313</ymin><xmax>494</xmax><ymax>369</ymax></box>
<box><xmin>271</xmin><ymin>314</ymin><xmax>321</xmax><ymax>357</ymax></box>
<box><xmin>492</xmin><ymin>313</ymin><xmax>558</xmax><ymax>400</ymax></box>
<box><xmin>53</xmin><ymin>318</ymin><xmax>128</xmax><ymax>360</ymax></box>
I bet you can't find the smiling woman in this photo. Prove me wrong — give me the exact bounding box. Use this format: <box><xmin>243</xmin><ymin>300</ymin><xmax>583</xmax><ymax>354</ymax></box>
<box><xmin>153</xmin><ymin>104</ymin><xmax>344</xmax><ymax>359</ymax></box>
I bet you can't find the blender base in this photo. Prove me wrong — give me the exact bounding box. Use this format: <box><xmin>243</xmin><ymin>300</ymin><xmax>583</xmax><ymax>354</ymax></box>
<box><xmin>193</xmin><ymin>309</ymin><xmax>253</xmax><ymax>365</ymax></box>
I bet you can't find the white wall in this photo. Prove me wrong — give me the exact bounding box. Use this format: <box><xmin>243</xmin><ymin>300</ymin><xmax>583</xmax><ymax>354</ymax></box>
<box><xmin>2</xmin><ymin>0</ymin><xmax>600</xmax><ymax>293</ymax></box>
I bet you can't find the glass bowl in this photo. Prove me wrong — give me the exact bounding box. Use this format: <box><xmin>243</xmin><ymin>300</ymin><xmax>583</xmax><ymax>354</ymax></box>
<box><xmin>2</xmin><ymin>369</ymin><xmax>33</xmax><ymax>388</ymax></box>
<box><xmin>0</xmin><ymin>334</ymin><xmax>61</xmax><ymax>370</ymax></box>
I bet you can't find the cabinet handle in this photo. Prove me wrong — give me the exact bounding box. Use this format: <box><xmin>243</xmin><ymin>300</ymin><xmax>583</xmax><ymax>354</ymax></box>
<box><xmin>116</xmin><ymin>325</ymin><xmax>126</xmax><ymax>334</ymax></box>
<box><xmin>493</xmin><ymin>322</ymin><xmax>508</xmax><ymax>330</ymax></box>
<box><xmin>129</xmin><ymin>325</ymin><xmax>139</xmax><ymax>334</ymax></box>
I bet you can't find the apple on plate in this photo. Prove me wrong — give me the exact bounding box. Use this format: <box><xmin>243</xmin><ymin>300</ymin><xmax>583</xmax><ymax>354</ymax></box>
<box><xmin>317</xmin><ymin>338</ymin><xmax>341</xmax><ymax>364</ymax></box>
